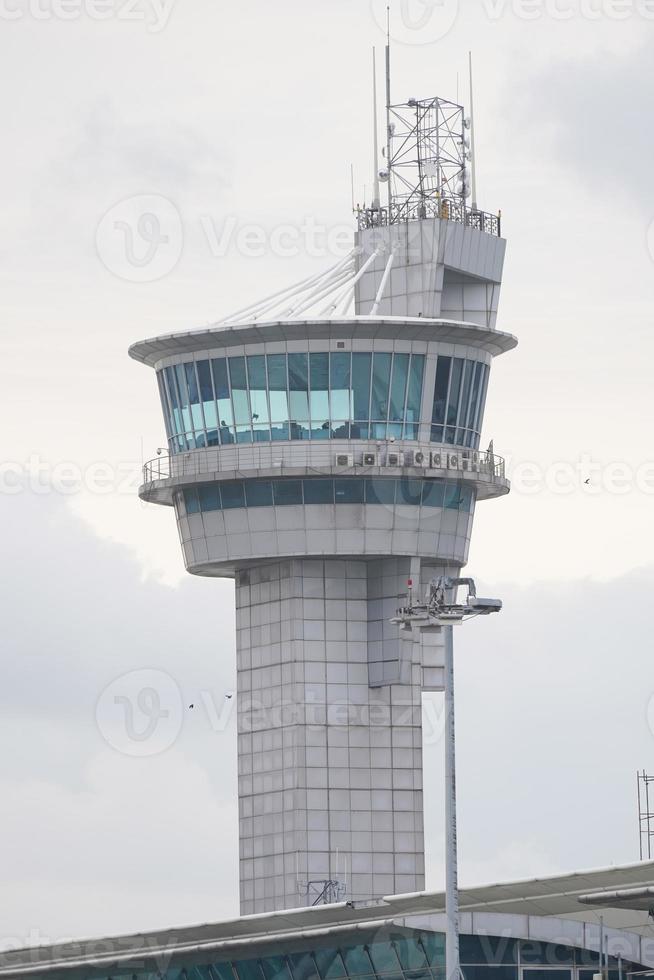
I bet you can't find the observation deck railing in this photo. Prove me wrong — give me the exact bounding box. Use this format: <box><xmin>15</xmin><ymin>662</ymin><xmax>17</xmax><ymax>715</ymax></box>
<box><xmin>142</xmin><ymin>446</ymin><xmax>506</xmax><ymax>487</ymax></box>
<box><xmin>356</xmin><ymin>198</ymin><xmax>501</xmax><ymax>237</ymax></box>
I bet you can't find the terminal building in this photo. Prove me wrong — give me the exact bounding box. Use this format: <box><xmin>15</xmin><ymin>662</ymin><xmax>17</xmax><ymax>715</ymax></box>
<box><xmin>4</xmin><ymin>61</ymin><xmax>653</xmax><ymax>980</ymax></box>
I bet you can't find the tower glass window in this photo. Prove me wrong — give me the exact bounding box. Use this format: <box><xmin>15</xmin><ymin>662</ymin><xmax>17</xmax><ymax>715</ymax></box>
<box><xmin>181</xmin><ymin>477</ymin><xmax>475</xmax><ymax>516</ymax></box>
<box><xmin>157</xmin><ymin>352</ymin><xmax>425</xmax><ymax>452</ymax></box>
<box><xmin>430</xmin><ymin>355</ymin><xmax>489</xmax><ymax>448</ymax></box>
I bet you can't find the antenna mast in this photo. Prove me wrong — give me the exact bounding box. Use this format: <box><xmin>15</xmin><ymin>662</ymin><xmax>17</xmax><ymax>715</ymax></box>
<box><xmin>372</xmin><ymin>48</ymin><xmax>380</xmax><ymax>210</ymax></box>
<box><xmin>469</xmin><ymin>51</ymin><xmax>478</xmax><ymax>211</ymax></box>
<box><xmin>385</xmin><ymin>7</ymin><xmax>392</xmax><ymax>224</ymax></box>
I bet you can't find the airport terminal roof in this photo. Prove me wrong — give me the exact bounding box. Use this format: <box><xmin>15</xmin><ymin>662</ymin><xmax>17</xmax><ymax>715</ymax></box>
<box><xmin>3</xmin><ymin>862</ymin><xmax>654</xmax><ymax>979</ymax></box>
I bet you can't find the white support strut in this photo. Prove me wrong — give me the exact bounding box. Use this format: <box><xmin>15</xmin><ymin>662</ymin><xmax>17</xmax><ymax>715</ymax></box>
<box><xmin>369</xmin><ymin>247</ymin><xmax>396</xmax><ymax>316</ymax></box>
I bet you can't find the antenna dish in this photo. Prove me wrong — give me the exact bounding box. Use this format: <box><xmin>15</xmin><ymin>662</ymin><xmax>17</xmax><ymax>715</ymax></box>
<box><xmin>464</xmin><ymin>117</ymin><xmax>471</xmax><ymax>129</ymax></box>
<box><xmin>379</xmin><ymin>169</ymin><xmax>389</xmax><ymax>182</ymax></box>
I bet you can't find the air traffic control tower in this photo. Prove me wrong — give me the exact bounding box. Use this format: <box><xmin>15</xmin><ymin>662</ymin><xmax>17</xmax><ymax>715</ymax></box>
<box><xmin>129</xmin><ymin>91</ymin><xmax>517</xmax><ymax>915</ymax></box>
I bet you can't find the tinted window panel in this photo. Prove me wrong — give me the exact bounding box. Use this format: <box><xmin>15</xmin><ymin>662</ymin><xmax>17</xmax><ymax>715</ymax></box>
<box><xmin>422</xmin><ymin>481</ymin><xmax>445</xmax><ymax>508</ymax></box>
<box><xmin>184</xmin><ymin>489</ymin><xmax>200</xmax><ymax>514</ymax></box>
<box><xmin>366</xmin><ymin>479</ymin><xmax>396</xmax><ymax>505</ymax></box>
<box><xmin>432</xmin><ymin>356</ymin><xmax>451</xmax><ymax>424</ymax></box>
<box><xmin>198</xmin><ymin>485</ymin><xmax>221</xmax><ymax>512</ymax></box>
<box><xmin>221</xmin><ymin>482</ymin><xmax>245</xmax><ymax>509</ymax></box>
<box><xmin>334</xmin><ymin>479</ymin><xmax>364</xmax><ymax>504</ymax></box>
<box><xmin>273</xmin><ymin>480</ymin><xmax>303</xmax><ymax>506</ymax></box>
<box><xmin>303</xmin><ymin>479</ymin><xmax>334</xmax><ymax>504</ymax></box>
<box><xmin>397</xmin><ymin>478</ymin><xmax>422</xmax><ymax>506</ymax></box>
<box><xmin>245</xmin><ymin>481</ymin><xmax>273</xmax><ymax>507</ymax></box>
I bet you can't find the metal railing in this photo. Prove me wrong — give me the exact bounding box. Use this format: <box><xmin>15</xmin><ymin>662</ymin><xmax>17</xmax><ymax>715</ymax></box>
<box><xmin>356</xmin><ymin>199</ymin><xmax>501</xmax><ymax>237</ymax></box>
<box><xmin>142</xmin><ymin>446</ymin><xmax>505</xmax><ymax>486</ymax></box>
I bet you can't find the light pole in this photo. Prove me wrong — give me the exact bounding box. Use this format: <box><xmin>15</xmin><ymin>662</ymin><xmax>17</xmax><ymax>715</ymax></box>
<box><xmin>392</xmin><ymin>576</ymin><xmax>502</xmax><ymax>980</ymax></box>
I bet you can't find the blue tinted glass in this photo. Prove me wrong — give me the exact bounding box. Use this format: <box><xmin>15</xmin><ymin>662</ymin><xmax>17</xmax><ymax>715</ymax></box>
<box><xmin>175</xmin><ymin>363</ymin><xmax>192</xmax><ymax>431</ymax></box>
<box><xmin>462</xmin><ymin>968</ymin><xmax>518</xmax><ymax>980</ymax></box>
<box><xmin>341</xmin><ymin>946</ymin><xmax>374</xmax><ymax>976</ymax></box>
<box><xmin>432</xmin><ymin>356</ymin><xmax>451</xmax><ymax>425</ymax></box>
<box><xmin>197</xmin><ymin>359</ymin><xmax>214</xmax><ymax>401</ymax></box>
<box><xmin>474</xmin><ymin>364</ymin><xmax>490</xmax><ymax>434</ymax></box>
<box><xmin>447</xmin><ymin>358</ymin><xmax>464</xmax><ymax>426</ymax></box>
<box><xmin>459</xmin><ymin>486</ymin><xmax>474</xmax><ymax>512</ymax></box>
<box><xmin>334</xmin><ymin>479</ymin><xmax>364</xmax><ymax>504</ymax></box>
<box><xmin>521</xmin><ymin>942</ymin><xmax>572</xmax><ymax>966</ymax></box>
<box><xmin>366</xmin><ymin>478</ymin><xmax>396</xmax><ymax>505</ymax></box>
<box><xmin>352</xmin><ymin>352</ymin><xmax>372</xmax><ymax>422</ymax></box>
<box><xmin>164</xmin><ymin>366</ymin><xmax>181</xmax><ymax>431</ymax></box>
<box><xmin>157</xmin><ymin>372</ymin><xmax>173</xmax><ymax>440</ymax></box>
<box><xmin>288</xmin><ymin>353</ymin><xmax>309</xmax><ymax>431</ymax></box>
<box><xmin>247</xmin><ymin>355</ymin><xmax>266</xmax><ymax>390</ymax></box>
<box><xmin>212</xmin><ymin>359</ymin><xmax>234</xmax><ymax>440</ymax></box>
<box><xmin>268</xmin><ymin>354</ymin><xmax>289</xmax><ymax>430</ymax></box>
<box><xmin>419</xmin><ymin>933</ymin><xmax>445</xmax><ymax>968</ymax></box>
<box><xmin>330</xmin><ymin>352</ymin><xmax>352</xmax><ymax>423</ymax></box>
<box><xmin>576</xmin><ymin>950</ymin><xmax>601</xmax><ymax>968</ymax></box>
<box><xmin>198</xmin><ymin>485</ymin><xmax>221</xmax><ymax>512</ymax></box>
<box><xmin>371</xmin><ymin>352</ymin><xmax>392</xmax><ymax>425</ymax></box>
<box><xmin>212</xmin><ymin>358</ymin><xmax>230</xmax><ymax>399</ymax></box>
<box><xmin>184</xmin><ymin>489</ymin><xmax>200</xmax><ymax>514</ymax></box>
<box><xmin>248</xmin><ymin>355</ymin><xmax>270</xmax><ymax>430</ymax></box>
<box><xmin>405</xmin><ymin>355</ymin><xmax>425</xmax><ymax>437</ymax></box>
<box><xmin>394</xmin><ymin>938</ymin><xmax>429</xmax><ymax>971</ymax></box>
<box><xmin>313</xmin><ymin>948</ymin><xmax>348</xmax><ymax>979</ymax></box>
<box><xmin>303</xmin><ymin>480</ymin><xmax>334</xmax><ymax>504</ymax></box>
<box><xmin>211</xmin><ymin>965</ymin><xmax>236</xmax><ymax>980</ymax></box>
<box><xmin>185</xmin><ymin>361</ymin><xmax>200</xmax><ymax>404</ymax></box>
<box><xmin>310</xmin><ymin>353</ymin><xmax>330</xmax><ymax>437</ymax></box>
<box><xmin>521</xmin><ymin>972</ymin><xmax>569</xmax><ymax>980</ymax></box>
<box><xmin>260</xmin><ymin>957</ymin><xmax>292</xmax><ymax>980</ymax></box>
<box><xmin>273</xmin><ymin>480</ymin><xmax>303</xmax><ymax>506</ymax></box>
<box><xmin>221</xmin><ymin>482</ymin><xmax>245</xmax><ymax>508</ymax></box>
<box><xmin>444</xmin><ymin>484</ymin><xmax>465</xmax><ymax>510</ymax></box>
<box><xmin>389</xmin><ymin>353</ymin><xmax>410</xmax><ymax>422</ymax></box>
<box><xmin>397</xmin><ymin>479</ymin><xmax>422</xmax><ymax>506</ymax></box>
<box><xmin>466</xmin><ymin>362</ymin><xmax>483</xmax><ymax>431</ymax></box>
<box><xmin>460</xmin><ymin>936</ymin><xmax>517</xmax><ymax>965</ymax></box>
<box><xmin>422</xmin><ymin>481</ymin><xmax>444</xmax><ymax>507</ymax></box>
<box><xmin>368</xmin><ymin>941</ymin><xmax>402</xmax><ymax>974</ymax></box>
<box><xmin>229</xmin><ymin>358</ymin><xmax>250</xmax><ymax>428</ymax></box>
<box><xmin>458</xmin><ymin>360</ymin><xmax>474</xmax><ymax>432</ymax></box>
<box><xmin>234</xmin><ymin>961</ymin><xmax>264</xmax><ymax>980</ymax></box>
<box><xmin>245</xmin><ymin>481</ymin><xmax>273</xmax><ymax>507</ymax></box>
<box><xmin>185</xmin><ymin>362</ymin><xmax>204</xmax><ymax>429</ymax></box>
<box><xmin>288</xmin><ymin>953</ymin><xmax>319</xmax><ymax>980</ymax></box>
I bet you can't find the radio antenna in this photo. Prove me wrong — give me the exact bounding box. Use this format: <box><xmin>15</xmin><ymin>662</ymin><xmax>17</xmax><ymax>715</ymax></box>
<box><xmin>372</xmin><ymin>47</ymin><xmax>380</xmax><ymax>210</ymax></box>
<box><xmin>469</xmin><ymin>51</ymin><xmax>478</xmax><ymax>211</ymax></box>
<box><xmin>385</xmin><ymin>6</ymin><xmax>392</xmax><ymax>223</ymax></box>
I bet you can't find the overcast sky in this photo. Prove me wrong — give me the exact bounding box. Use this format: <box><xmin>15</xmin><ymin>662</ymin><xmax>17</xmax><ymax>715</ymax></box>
<box><xmin>2</xmin><ymin>0</ymin><xmax>654</xmax><ymax>949</ymax></box>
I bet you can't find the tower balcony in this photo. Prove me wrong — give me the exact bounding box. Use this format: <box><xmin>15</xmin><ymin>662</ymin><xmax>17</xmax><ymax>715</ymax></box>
<box><xmin>139</xmin><ymin>442</ymin><xmax>509</xmax><ymax>506</ymax></box>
